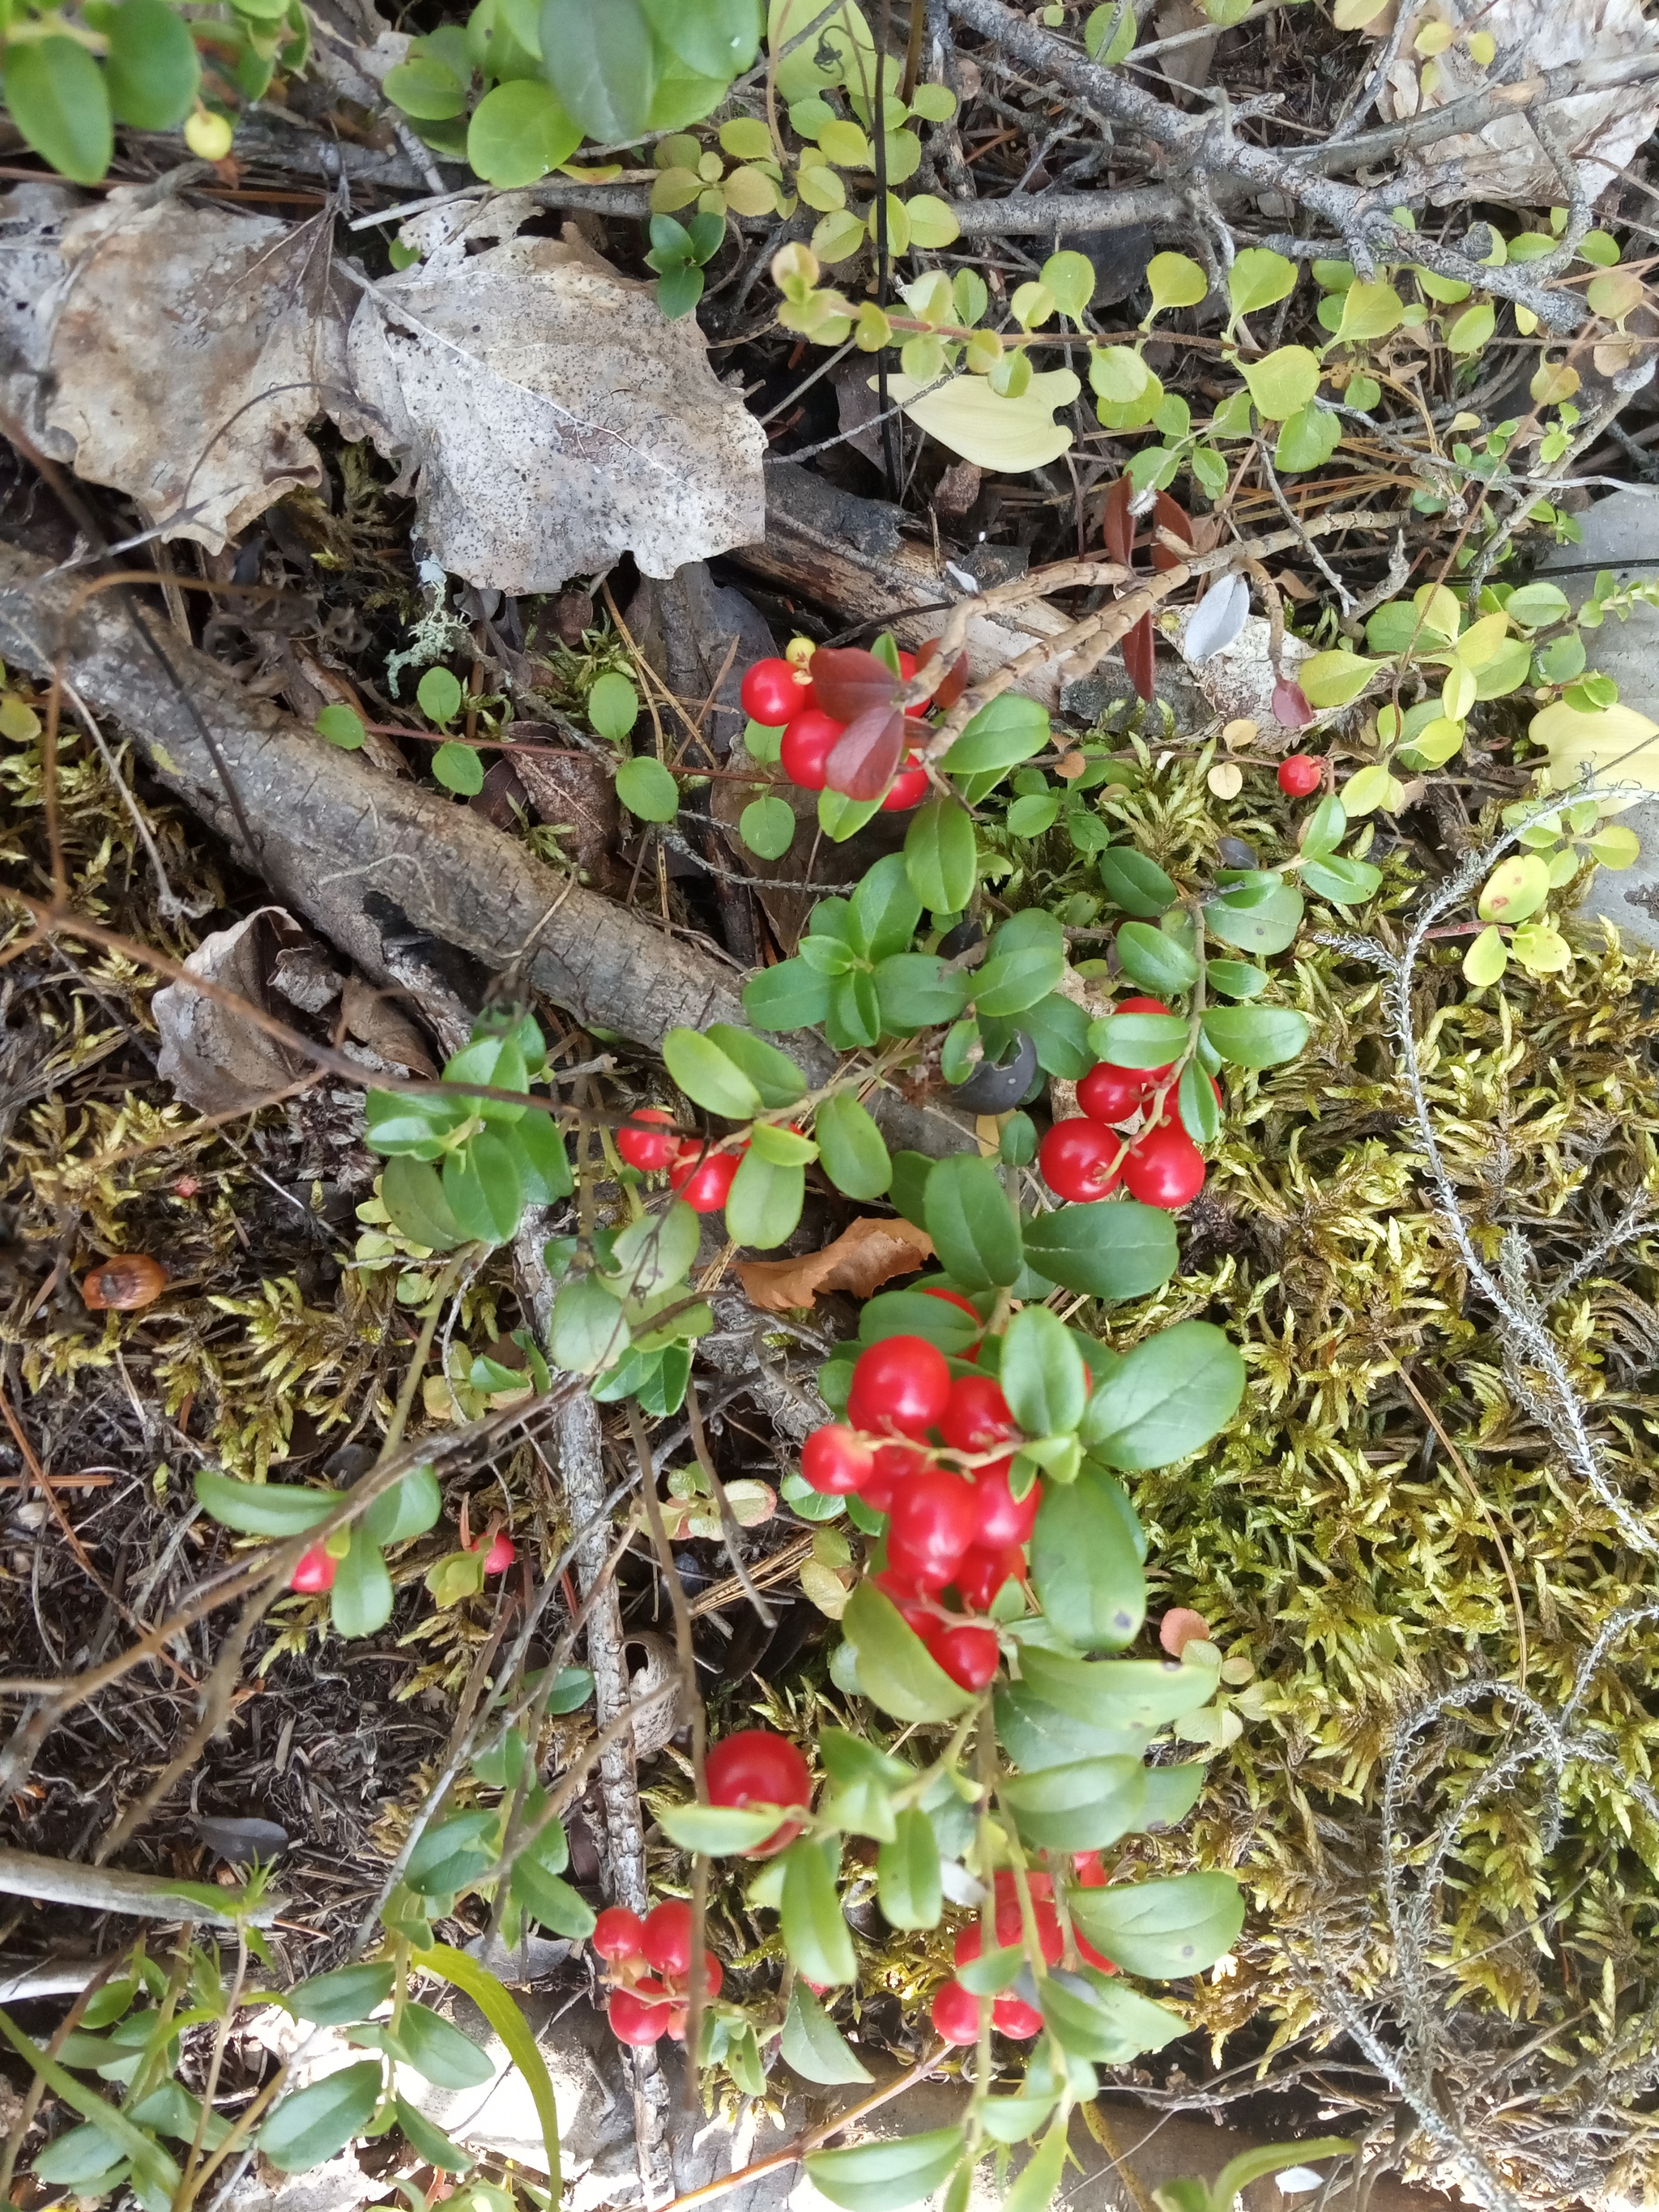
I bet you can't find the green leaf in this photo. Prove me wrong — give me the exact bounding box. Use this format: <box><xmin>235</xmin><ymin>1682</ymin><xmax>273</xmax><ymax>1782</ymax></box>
<box><xmin>1206</xmin><ymin>959</ymin><xmax>1269</xmax><ymax>999</ymax></box>
<box><xmin>194</xmin><ymin>1468</ymin><xmax>334</xmax><ymax>1537</ymax></box>
<box><xmin>407</xmin><ymin>1810</ymin><xmax>499</xmax><ymax>1894</ymax></box>
<box><xmin>548</xmin><ymin>1272</ymin><xmax>629</xmax><ymax>1375</ymax></box>
<box><xmin>1001</xmin><ymin>1306</ymin><xmax>1087</xmax><ymax>1437</ymax></box>
<box><xmin>744</xmin><ymin>955</ymin><xmax>834</xmax><ymax>1032</ymax></box>
<box><xmin>1146</xmin><ymin>251</ymin><xmax>1207</xmax><ymax>313</ymax></box>
<box><xmin>1019</xmin><ymin>991</ymin><xmax>1092</xmax><ymax>1079</ymax></box>
<box><xmin>639</xmin><ymin>0</ymin><xmax>759</xmax><ymax>76</ymax></box>
<box><xmin>1029</xmin><ymin>1471</ymin><xmax>1147</xmax><ymax>1650</ymax></box>
<box><xmin>444</xmin><ymin>1034</ymin><xmax>529</xmax><ymax>1121</ymax></box>
<box><xmin>1098</xmin><ymin>846</ymin><xmax>1177</xmax><ymax>916</ymax></box>
<box><xmin>316</xmin><ymin>704</ymin><xmax>366</xmax><ymax>749</ymax></box>
<box><xmin>381</xmin><ymin>1156</ymin><xmax>465</xmax><ymax>1250</ymax></box>
<box><xmin>726</xmin><ymin>1149</ymin><xmax>804</xmax><ymax>1248</ymax></box>
<box><xmin>1081</xmin><ymin>1320</ymin><xmax>1245</xmax><ymax>1471</ymax></box>
<box><xmin>805</xmin><ymin>2130</ymin><xmax>965</xmax><ymax>2212</ymax></box>
<box><xmin>1115</xmin><ymin>921</ymin><xmax>1198</xmax><ymax>995</ymax></box>
<box><xmin>397</xmin><ymin>2002</ymin><xmax>495</xmax><ymax>2090</ymax></box>
<box><xmin>364</xmin><ymin>1089</ymin><xmax>469</xmax><ymax>1157</ymax></box>
<box><xmin>1445</xmin><ymin>300</ymin><xmax>1495</xmax><ymax>355</ymax></box>
<box><xmin>1227</xmin><ymin>246</ymin><xmax>1295</xmax><ymax>319</ymax></box>
<box><xmin>31</xmin><ymin>2124</ymin><xmax>130</xmax><ymax>2191</ymax></box>
<box><xmin>467</xmin><ymin>78</ymin><xmax>582</xmax><ymax>184</ymax></box>
<box><xmin>289</xmin><ymin>1964</ymin><xmax>395</xmax><ymax>2027</ymax></box>
<box><xmin>585</xmin><ymin>671</ymin><xmax>638</xmax><ymax>740</ymax></box>
<box><xmin>1298</xmin><ymin>649</ymin><xmax>1376</xmax><ymax>709</ymax></box>
<box><xmin>443</xmin><ymin>1132</ymin><xmax>523</xmax><ymax>1244</ymax></box>
<box><xmin>331</xmin><ymin>1527</ymin><xmax>394</xmax><ymax>1639</ymax></box>
<box><xmin>905</xmin><ymin>796</ymin><xmax>978</xmax><ymax>912</ymax></box>
<box><xmin>842</xmin><ymin>1581</ymin><xmax>972</xmax><ymax>1724</ymax></box>
<box><xmin>1177</xmin><ymin>1060</ymin><xmax>1221</xmax><ymax>1146</ymax></box>
<box><xmin>1204</xmin><ymin>876</ymin><xmax>1303</xmax><ymax>955</ymax></box>
<box><xmin>433</xmin><ymin>739</ymin><xmax>484</xmax><ymax>795</ymax></box>
<box><xmin>1038</xmin><ymin>1970</ymin><xmax>1185</xmax><ymax>2065</ymax></box>
<box><xmin>418</xmin><ymin>1945</ymin><xmax>561</xmax><ymax>2194</ymax></box>
<box><xmin>876</xmin><ymin>1807</ymin><xmax>942</xmax><ymax>1930</ymax></box>
<box><xmin>658</xmin><ymin>1800</ymin><xmax>783</xmax><ymax>1853</ymax></box>
<box><xmin>1001</xmin><ymin>1754</ymin><xmax>1149</xmax><ymax>1850</ymax></box>
<box><xmin>1070</xmin><ymin>1871</ymin><xmax>1244</xmax><ymax>1978</ymax></box>
<box><xmin>663</xmin><ymin>1028</ymin><xmax>763</xmax><ymax>1119</ymax></box>
<box><xmin>923</xmin><ymin>1153</ymin><xmax>1023</xmax><ymax>1290</ymax></box>
<box><xmin>394</xmin><ymin>2095</ymin><xmax>475</xmax><ymax>2175</ymax></box>
<box><xmin>1273</xmin><ymin>401</ymin><xmax>1341</xmax><ymax>475</ymax></box>
<box><xmin>1505</xmin><ymin>581</ymin><xmax>1571</xmax><ymax>629</ymax></box>
<box><xmin>6</xmin><ymin>38</ymin><xmax>113</xmax><ymax>182</ymax></box>
<box><xmin>365</xmin><ymin>1464</ymin><xmax>443</xmax><ymax>1546</ymax></box>
<box><xmin>608</xmin><ymin>1201</ymin><xmax>701</xmax><ymax>1297</ymax></box>
<box><xmin>1199</xmin><ymin>1006</ymin><xmax>1309</xmax><ymax>1068</ymax></box>
<box><xmin>781</xmin><ymin>1983</ymin><xmax>873</xmax><ymax>2084</ymax></box>
<box><xmin>851</xmin><ymin>852</ymin><xmax>923</xmax><ymax>960</ymax></box>
<box><xmin>510</xmin><ymin>1112</ymin><xmax>574</xmax><ymax>1204</ymax></box>
<box><xmin>259</xmin><ymin>2062</ymin><xmax>382</xmax><ymax>2172</ymax></box>
<box><xmin>1019</xmin><ymin>1201</ymin><xmax>1175</xmax><ymax>1301</ymax></box>
<box><xmin>616</xmin><ymin>755</ymin><xmax>680</xmax><ymax>821</ymax></box>
<box><xmin>1206</xmin><ymin>2141</ymin><xmax>1357</xmax><ymax>2211</ymax></box>
<box><xmin>814</xmin><ymin>1092</ymin><xmax>892</xmax><ymax>1200</ymax></box>
<box><xmin>510</xmin><ymin>1854</ymin><xmax>597</xmax><ymax>1937</ymax></box>
<box><xmin>782</xmin><ymin>1839</ymin><xmax>857</xmax><ymax>1986</ymax></box>
<box><xmin>740</xmin><ymin>795</ymin><xmax>796</xmax><ymax>858</ymax></box>
<box><xmin>942</xmin><ymin>694</ymin><xmax>1050</xmax><ymax>776</ymax></box>
<box><xmin>706</xmin><ymin>1024</ymin><xmax>807</xmax><ymax>1108</ymax></box>
<box><xmin>539</xmin><ymin>0</ymin><xmax>655</xmax><ymax>135</ymax></box>
<box><xmin>859</xmin><ymin>1288</ymin><xmax>980</xmax><ymax>1354</ymax></box>
<box><xmin>1240</xmin><ymin>346</ymin><xmax>1320</xmax><ymax>422</ymax></box>
<box><xmin>874</xmin><ymin>953</ymin><xmax>971</xmax><ymax>1032</ymax></box>
<box><xmin>1086</xmin><ymin>1012</ymin><xmax>1187</xmax><ymax>1070</ymax></box>
<box><xmin>386</xmin><ymin>55</ymin><xmax>467</xmax><ymax>118</ymax></box>
<box><xmin>976</xmin><ymin>910</ymin><xmax>1066</xmax><ymax>1017</ymax></box>
<box><xmin>1004</xmin><ymin>2118</ymin><xmax>1068</xmax><ymax>2212</ymax></box>
<box><xmin>1302</xmin><ymin>855</ymin><xmax>1382</xmax><ymax>907</ymax></box>
<box><xmin>417</xmin><ymin>666</ymin><xmax>464</xmax><ymax>723</ymax></box>
<box><xmin>106</xmin><ymin>0</ymin><xmax>200</xmax><ymax>127</ymax></box>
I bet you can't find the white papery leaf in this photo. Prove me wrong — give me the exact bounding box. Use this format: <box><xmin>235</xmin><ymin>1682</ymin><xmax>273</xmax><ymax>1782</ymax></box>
<box><xmin>1183</xmin><ymin>572</ymin><xmax>1251</xmax><ymax>663</ymax></box>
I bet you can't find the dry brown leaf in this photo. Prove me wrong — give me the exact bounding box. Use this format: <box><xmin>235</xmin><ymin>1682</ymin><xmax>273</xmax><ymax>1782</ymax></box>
<box><xmin>152</xmin><ymin>907</ymin><xmax>309</xmax><ymax>1115</ymax></box>
<box><xmin>339</xmin><ymin>977</ymin><xmax>437</xmax><ymax>1078</ymax></box>
<box><xmin>735</xmin><ymin>1217</ymin><xmax>935</xmax><ymax>1311</ymax></box>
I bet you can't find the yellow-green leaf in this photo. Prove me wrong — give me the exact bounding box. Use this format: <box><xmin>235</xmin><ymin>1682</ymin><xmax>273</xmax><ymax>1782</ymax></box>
<box><xmin>1477</xmin><ymin>854</ymin><xmax>1550</xmax><ymax>923</ymax></box>
<box><xmin>1462</xmin><ymin>924</ymin><xmax>1508</xmax><ymax>987</ymax></box>
<box><xmin>881</xmin><ymin>368</ymin><xmax>1080</xmax><ymax>471</ymax></box>
<box><xmin>1240</xmin><ymin>345</ymin><xmax>1320</xmax><ymax>420</ymax></box>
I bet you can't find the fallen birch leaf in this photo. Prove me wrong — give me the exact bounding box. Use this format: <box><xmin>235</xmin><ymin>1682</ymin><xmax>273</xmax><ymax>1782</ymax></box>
<box><xmin>343</xmin><ymin>195</ymin><xmax>766</xmax><ymax>587</ymax></box>
<box><xmin>152</xmin><ymin>907</ymin><xmax>310</xmax><ymax>1115</ymax></box>
<box><xmin>340</xmin><ymin>977</ymin><xmax>439</xmax><ymax>1079</ymax></box>
<box><xmin>735</xmin><ymin>1217</ymin><xmax>934</xmax><ymax>1310</ymax></box>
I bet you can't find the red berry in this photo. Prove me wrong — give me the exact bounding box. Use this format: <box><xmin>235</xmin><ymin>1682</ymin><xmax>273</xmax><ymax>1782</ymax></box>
<box><xmin>886</xmin><ymin>1468</ymin><xmax>980</xmax><ymax>1590</ymax></box>
<box><xmin>1277</xmin><ymin>752</ymin><xmax>1323</xmax><ymax>797</ymax></box>
<box><xmin>970</xmin><ymin>1461</ymin><xmax>1040</xmax><ymax>1549</ymax></box>
<box><xmin>664</xmin><ymin>2005</ymin><xmax>688</xmax><ymax>2040</ymax></box>
<box><xmin>1073</xmin><ymin>1852</ymin><xmax>1108</xmax><ymax>1889</ymax></box>
<box><xmin>1123</xmin><ymin>1123</ymin><xmax>1205</xmax><ymax>1209</ymax></box>
<box><xmin>928</xmin><ymin>1620</ymin><xmax>1000</xmax><ymax>1690</ymax></box>
<box><xmin>616</xmin><ymin>1106</ymin><xmax>681</xmax><ymax>1171</ymax></box>
<box><xmin>847</xmin><ymin>1336</ymin><xmax>951</xmax><ymax>1438</ymax></box>
<box><xmin>993</xmin><ymin>1868</ymin><xmax>1054</xmax><ymax>1905</ymax></box>
<box><xmin>705</xmin><ymin>1729</ymin><xmax>811</xmax><ymax>1856</ymax></box>
<box><xmin>1038</xmin><ymin>1117</ymin><xmax>1123</xmax><ymax>1204</ymax></box>
<box><xmin>696</xmin><ymin>1948</ymin><xmax>723</xmax><ymax>1999</ymax></box>
<box><xmin>856</xmin><ymin>1439</ymin><xmax>928</xmax><ymax>1514</ymax></box>
<box><xmin>1077</xmin><ymin>1934</ymin><xmax>1118</xmax><ymax>1973</ymax></box>
<box><xmin>291</xmin><ymin>1545</ymin><xmax>335</xmax><ymax>1594</ymax></box>
<box><xmin>593</xmin><ymin>1907</ymin><xmax>646</xmax><ymax>1963</ymax></box>
<box><xmin>881</xmin><ymin>759</ymin><xmax>928</xmax><ymax>812</ymax></box>
<box><xmin>940</xmin><ymin>1375</ymin><xmax>1020</xmax><ymax>1455</ymax></box>
<box><xmin>993</xmin><ymin>1993</ymin><xmax>1043</xmax><ymax>2037</ymax></box>
<box><xmin>742</xmin><ymin>657</ymin><xmax>812</xmax><ymax>727</ymax></box>
<box><xmin>642</xmin><ymin>1900</ymin><xmax>695</xmax><ymax>1976</ymax></box>
<box><xmin>931</xmin><ymin>1980</ymin><xmax>980</xmax><ymax>2044</ymax></box>
<box><xmin>669</xmin><ymin>1147</ymin><xmax>744</xmax><ymax>1213</ymax></box>
<box><xmin>954</xmin><ymin>1544</ymin><xmax>1025</xmax><ymax>1612</ymax></box>
<box><xmin>921</xmin><ymin>1287</ymin><xmax>980</xmax><ymax>1325</ymax></box>
<box><xmin>1077</xmin><ymin>1062</ymin><xmax>1152</xmax><ymax>1126</ymax></box>
<box><xmin>608</xmin><ymin>1986</ymin><xmax>669</xmax><ymax>2045</ymax></box>
<box><xmin>995</xmin><ymin>1894</ymin><xmax>1063</xmax><ymax>1963</ymax></box>
<box><xmin>1116</xmin><ymin>996</ymin><xmax>1170</xmax><ymax>1016</ymax></box>
<box><xmin>872</xmin><ymin>1567</ymin><xmax>934</xmax><ymax>1635</ymax></box>
<box><xmin>779</xmin><ymin>707</ymin><xmax>845</xmax><ymax>791</ymax></box>
<box><xmin>482</xmin><ymin>1532</ymin><xmax>514</xmax><ymax>1575</ymax></box>
<box><xmin>802</xmin><ymin>1424</ymin><xmax>874</xmax><ymax>1496</ymax></box>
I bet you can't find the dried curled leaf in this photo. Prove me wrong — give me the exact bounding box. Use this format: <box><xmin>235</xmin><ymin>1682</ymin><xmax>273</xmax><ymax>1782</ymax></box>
<box><xmin>734</xmin><ymin>1217</ymin><xmax>935</xmax><ymax>1311</ymax></box>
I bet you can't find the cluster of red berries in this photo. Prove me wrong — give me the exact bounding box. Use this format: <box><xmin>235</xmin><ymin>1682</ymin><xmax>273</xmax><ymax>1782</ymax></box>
<box><xmin>930</xmin><ymin>1862</ymin><xmax>1115</xmax><ymax>2044</ymax></box>
<box><xmin>616</xmin><ymin>1106</ymin><xmax>746</xmax><ymax>1215</ymax></box>
<box><xmin>289</xmin><ymin>1526</ymin><xmax>514</xmax><ymax>1596</ymax></box>
<box><xmin>593</xmin><ymin>1899</ymin><xmax>724</xmax><ymax>2047</ymax></box>
<box><xmin>740</xmin><ymin>650</ymin><xmax>930</xmax><ymax>812</ymax></box>
<box><xmin>801</xmin><ymin>1321</ymin><xmax>1038</xmax><ymax>1691</ymax></box>
<box><xmin>1038</xmin><ymin>997</ymin><xmax>1210</xmax><ymax>1211</ymax></box>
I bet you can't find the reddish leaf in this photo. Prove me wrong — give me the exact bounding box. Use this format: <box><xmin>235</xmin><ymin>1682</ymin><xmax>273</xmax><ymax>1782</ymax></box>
<box><xmin>1272</xmin><ymin>677</ymin><xmax>1313</xmax><ymax>730</ymax></box>
<box><xmin>1151</xmin><ymin>491</ymin><xmax>1193</xmax><ymax>573</ymax></box>
<box><xmin>916</xmin><ymin>637</ymin><xmax>970</xmax><ymax>711</ymax></box>
<box><xmin>1124</xmin><ymin>612</ymin><xmax>1156</xmax><ymax>704</ymax></box>
<box><xmin>809</xmin><ymin>647</ymin><xmax>900</xmax><ymax>723</ymax></box>
<box><xmin>1102</xmin><ymin>476</ymin><xmax>1134</xmax><ymax>566</ymax></box>
<box><xmin>826</xmin><ymin>705</ymin><xmax>906</xmax><ymax>799</ymax></box>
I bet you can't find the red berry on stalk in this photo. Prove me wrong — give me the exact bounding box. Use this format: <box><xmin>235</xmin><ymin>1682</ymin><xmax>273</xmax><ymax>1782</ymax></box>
<box><xmin>931</xmin><ymin>1979</ymin><xmax>980</xmax><ymax>2044</ymax></box>
<box><xmin>1116</xmin><ymin>996</ymin><xmax>1171</xmax><ymax>1018</ymax></box>
<box><xmin>669</xmin><ymin>1147</ymin><xmax>744</xmax><ymax>1213</ymax></box>
<box><xmin>741</xmin><ymin>657</ymin><xmax>812</xmax><ymax>728</ymax></box>
<box><xmin>955</xmin><ymin>1544</ymin><xmax>1025</xmax><ymax>1612</ymax></box>
<box><xmin>886</xmin><ymin>1468</ymin><xmax>980</xmax><ymax>1590</ymax></box>
<box><xmin>847</xmin><ymin>1335</ymin><xmax>951</xmax><ymax>1438</ymax></box>
<box><xmin>705</xmin><ymin>1729</ymin><xmax>812</xmax><ymax>1856</ymax></box>
<box><xmin>857</xmin><ymin>1439</ymin><xmax>928</xmax><ymax>1514</ymax></box>
<box><xmin>995</xmin><ymin>1895</ymin><xmax>1064</xmax><ymax>1963</ymax></box>
<box><xmin>921</xmin><ymin>1286</ymin><xmax>980</xmax><ymax>1325</ymax></box>
<box><xmin>779</xmin><ymin>707</ymin><xmax>846</xmax><ymax>791</ymax></box>
<box><xmin>593</xmin><ymin>1907</ymin><xmax>646</xmax><ymax>1962</ymax></box>
<box><xmin>940</xmin><ymin>1375</ymin><xmax>1020</xmax><ymax>1455</ymax></box>
<box><xmin>1123</xmin><ymin>1123</ymin><xmax>1205</xmax><ymax>1209</ymax></box>
<box><xmin>993</xmin><ymin>1993</ymin><xmax>1043</xmax><ymax>2037</ymax></box>
<box><xmin>608</xmin><ymin>1985</ymin><xmax>669</xmax><ymax>2046</ymax></box>
<box><xmin>616</xmin><ymin>1106</ymin><xmax>681</xmax><ymax>1171</ymax></box>
<box><xmin>881</xmin><ymin>757</ymin><xmax>928</xmax><ymax>812</ymax></box>
<box><xmin>482</xmin><ymin>1532</ymin><xmax>515</xmax><ymax>1575</ymax></box>
<box><xmin>1077</xmin><ymin>1062</ymin><xmax>1153</xmax><ymax>1126</ymax></box>
<box><xmin>928</xmin><ymin>1620</ymin><xmax>1000</xmax><ymax>1690</ymax></box>
<box><xmin>665</xmin><ymin>2006</ymin><xmax>688</xmax><ymax>2041</ymax></box>
<box><xmin>291</xmin><ymin>1545</ymin><xmax>335</xmax><ymax>1595</ymax></box>
<box><xmin>1038</xmin><ymin>1117</ymin><xmax>1123</xmax><ymax>1204</ymax></box>
<box><xmin>1073</xmin><ymin>1851</ymin><xmax>1108</xmax><ymax>1889</ymax></box>
<box><xmin>642</xmin><ymin>1900</ymin><xmax>695</xmax><ymax>1977</ymax></box>
<box><xmin>970</xmin><ymin>1460</ymin><xmax>1041</xmax><ymax>1549</ymax></box>
<box><xmin>801</xmin><ymin>1424</ymin><xmax>873</xmax><ymax>1496</ymax></box>
<box><xmin>1277</xmin><ymin>752</ymin><xmax>1323</xmax><ymax>797</ymax></box>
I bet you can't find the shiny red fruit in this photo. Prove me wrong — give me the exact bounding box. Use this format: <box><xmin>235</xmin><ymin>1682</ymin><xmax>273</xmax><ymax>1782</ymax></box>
<box><xmin>608</xmin><ymin>1985</ymin><xmax>669</xmax><ymax>2046</ymax></box>
<box><xmin>482</xmin><ymin>1532</ymin><xmax>515</xmax><ymax>1575</ymax></box>
<box><xmin>616</xmin><ymin>1106</ymin><xmax>681</xmax><ymax>1171</ymax></box>
<box><xmin>669</xmin><ymin>1148</ymin><xmax>744</xmax><ymax>1213</ymax></box>
<box><xmin>1077</xmin><ymin>1062</ymin><xmax>1152</xmax><ymax>1126</ymax></box>
<box><xmin>886</xmin><ymin>1468</ymin><xmax>980</xmax><ymax>1590</ymax></box>
<box><xmin>921</xmin><ymin>1287</ymin><xmax>980</xmax><ymax>1325</ymax></box>
<box><xmin>847</xmin><ymin>1335</ymin><xmax>951</xmax><ymax>1438</ymax></box>
<box><xmin>881</xmin><ymin>757</ymin><xmax>928</xmax><ymax>812</ymax></box>
<box><xmin>742</xmin><ymin>657</ymin><xmax>812</xmax><ymax>727</ymax></box>
<box><xmin>993</xmin><ymin>1993</ymin><xmax>1043</xmax><ymax>2037</ymax></box>
<box><xmin>779</xmin><ymin>707</ymin><xmax>846</xmax><ymax>791</ymax></box>
<box><xmin>859</xmin><ymin>1438</ymin><xmax>929</xmax><ymax>1514</ymax></box>
<box><xmin>1277</xmin><ymin>752</ymin><xmax>1323</xmax><ymax>796</ymax></box>
<box><xmin>705</xmin><ymin>1729</ymin><xmax>812</xmax><ymax>1856</ymax></box>
<box><xmin>954</xmin><ymin>1544</ymin><xmax>1025</xmax><ymax>1612</ymax></box>
<box><xmin>665</xmin><ymin>2006</ymin><xmax>688</xmax><ymax>2040</ymax></box>
<box><xmin>928</xmin><ymin>1620</ymin><xmax>1000</xmax><ymax>1690</ymax></box>
<box><xmin>642</xmin><ymin>1900</ymin><xmax>694</xmax><ymax>1976</ymax></box>
<box><xmin>291</xmin><ymin>1545</ymin><xmax>335</xmax><ymax>1594</ymax></box>
<box><xmin>996</xmin><ymin>1895</ymin><xmax>1064</xmax><ymax>1964</ymax></box>
<box><xmin>872</xmin><ymin>1567</ymin><xmax>933</xmax><ymax>1635</ymax></box>
<box><xmin>1073</xmin><ymin>1851</ymin><xmax>1108</xmax><ymax>1889</ymax></box>
<box><xmin>1123</xmin><ymin>1123</ymin><xmax>1205</xmax><ymax>1209</ymax></box>
<box><xmin>802</xmin><ymin>1424</ymin><xmax>873</xmax><ymax>1496</ymax></box>
<box><xmin>1117</xmin><ymin>996</ymin><xmax>1170</xmax><ymax>1016</ymax></box>
<box><xmin>1039</xmin><ymin>1117</ymin><xmax>1123</xmax><ymax>1203</ymax></box>
<box><xmin>592</xmin><ymin>1907</ymin><xmax>646</xmax><ymax>1962</ymax></box>
<box><xmin>970</xmin><ymin>1461</ymin><xmax>1040</xmax><ymax>1549</ymax></box>
<box><xmin>696</xmin><ymin>1949</ymin><xmax>723</xmax><ymax>1999</ymax></box>
<box><xmin>1077</xmin><ymin>1933</ymin><xmax>1119</xmax><ymax>1973</ymax></box>
<box><xmin>993</xmin><ymin>1869</ymin><xmax>1054</xmax><ymax>1907</ymax></box>
<box><xmin>931</xmin><ymin>1979</ymin><xmax>980</xmax><ymax>2044</ymax></box>
<box><xmin>940</xmin><ymin>1375</ymin><xmax>1020</xmax><ymax>1455</ymax></box>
